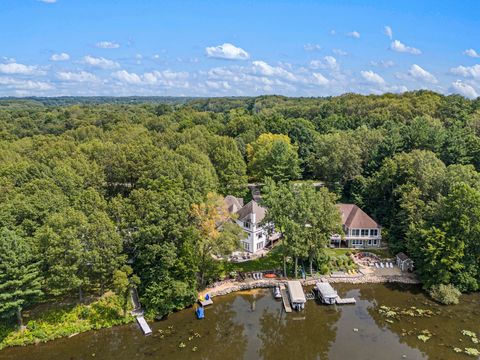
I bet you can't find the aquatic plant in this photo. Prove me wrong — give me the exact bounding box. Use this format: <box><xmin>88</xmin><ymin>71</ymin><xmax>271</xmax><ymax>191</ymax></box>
<box><xmin>464</xmin><ymin>348</ymin><xmax>480</xmax><ymax>356</ymax></box>
<box><xmin>428</xmin><ymin>284</ymin><xmax>461</xmax><ymax>305</ymax></box>
<box><xmin>461</xmin><ymin>330</ymin><xmax>479</xmax><ymax>344</ymax></box>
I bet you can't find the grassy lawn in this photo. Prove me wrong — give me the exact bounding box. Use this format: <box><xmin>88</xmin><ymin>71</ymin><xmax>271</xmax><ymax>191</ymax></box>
<box><xmin>325</xmin><ymin>248</ymin><xmax>356</xmax><ymax>257</ymax></box>
<box><xmin>224</xmin><ymin>245</ymin><xmax>284</xmax><ymax>273</ymax></box>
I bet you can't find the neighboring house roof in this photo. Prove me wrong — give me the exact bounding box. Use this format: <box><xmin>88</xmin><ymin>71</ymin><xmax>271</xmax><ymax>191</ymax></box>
<box><xmin>337</xmin><ymin>203</ymin><xmax>380</xmax><ymax>229</ymax></box>
<box><xmin>396</xmin><ymin>252</ymin><xmax>411</xmax><ymax>261</ymax></box>
<box><xmin>224</xmin><ymin>195</ymin><xmax>244</xmax><ymax>214</ymax></box>
<box><xmin>235</xmin><ymin>200</ymin><xmax>266</xmax><ymax>223</ymax></box>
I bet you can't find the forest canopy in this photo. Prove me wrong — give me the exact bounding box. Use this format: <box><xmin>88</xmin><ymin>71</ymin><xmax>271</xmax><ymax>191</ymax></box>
<box><xmin>1</xmin><ymin>91</ymin><xmax>480</xmax><ymax>323</ymax></box>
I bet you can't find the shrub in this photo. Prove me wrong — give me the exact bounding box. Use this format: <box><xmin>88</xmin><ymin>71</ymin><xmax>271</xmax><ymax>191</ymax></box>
<box><xmin>429</xmin><ymin>284</ymin><xmax>461</xmax><ymax>305</ymax></box>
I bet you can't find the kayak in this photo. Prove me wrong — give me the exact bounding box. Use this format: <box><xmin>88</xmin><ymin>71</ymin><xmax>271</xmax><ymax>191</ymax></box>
<box><xmin>264</xmin><ymin>273</ymin><xmax>277</xmax><ymax>278</ymax></box>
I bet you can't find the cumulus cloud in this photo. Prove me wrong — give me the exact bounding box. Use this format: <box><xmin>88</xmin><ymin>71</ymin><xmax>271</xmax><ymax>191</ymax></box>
<box><xmin>370</xmin><ymin>60</ymin><xmax>395</xmax><ymax>68</ymax></box>
<box><xmin>38</xmin><ymin>0</ymin><xmax>57</xmax><ymax>3</ymax></box>
<box><xmin>205</xmin><ymin>80</ymin><xmax>231</xmax><ymax>90</ymax></box>
<box><xmin>82</xmin><ymin>55</ymin><xmax>120</xmax><ymax>69</ymax></box>
<box><xmin>304</xmin><ymin>44</ymin><xmax>321</xmax><ymax>51</ymax></box>
<box><xmin>384</xmin><ymin>26</ymin><xmax>393</xmax><ymax>39</ymax></box>
<box><xmin>310</xmin><ymin>56</ymin><xmax>339</xmax><ymax>71</ymax></box>
<box><xmin>0</xmin><ymin>76</ymin><xmax>52</xmax><ymax>90</ymax></box>
<box><xmin>463</xmin><ymin>49</ymin><xmax>480</xmax><ymax>58</ymax></box>
<box><xmin>408</xmin><ymin>64</ymin><xmax>437</xmax><ymax>83</ymax></box>
<box><xmin>450</xmin><ymin>80</ymin><xmax>479</xmax><ymax>99</ymax></box>
<box><xmin>205</xmin><ymin>43</ymin><xmax>249</xmax><ymax>60</ymax></box>
<box><xmin>50</xmin><ymin>53</ymin><xmax>70</xmax><ymax>61</ymax></box>
<box><xmin>450</xmin><ymin>64</ymin><xmax>480</xmax><ymax>79</ymax></box>
<box><xmin>0</xmin><ymin>62</ymin><xmax>43</xmax><ymax>75</ymax></box>
<box><xmin>96</xmin><ymin>41</ymin><xmax>120</xmax><ymax>49</ymax></box>
<box><xmin>57</xmin><ymin>71</ymin><xmax>98</xmax><ymax>82</ymax></box>
<box><xmin>347</xmin><ymin>31</ymin><xmax>360</xmax><ymax>39</ymax></box>
<box><xmin>390</xmin><ymin>40</ymin><xmax>421</xmax><ymax>55</ymax></box>
<box><xmin>360</xmin><ymin>70</ymin><xmax>385</xmax><ymax>85</ymax></box>
<box><xmin>252</xmin><ymin>61</ymin><xmax>296</xmax><ymax>81</ymax></box>
<box><xmin>332</xmin><ymin>49</ymin><xmax>347</xmax><ymax>56</ymax></box>
<box><xmin>312</xmin><ymin>72</ymin><xmax>329</xmax><ymax>85</ymax></box>
<box><xmin>112</xmin><ymin>69</ymin><xmax>189</xmax><ymax>87</ymax></box>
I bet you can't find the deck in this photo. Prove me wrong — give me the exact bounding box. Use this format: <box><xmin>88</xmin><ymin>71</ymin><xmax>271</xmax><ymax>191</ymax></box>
<box><xmin>279</xmin><ymin>284</ymin><xmax>292</xmax><ymax>313</ymax></box>
<box><xmin>199</xmin><ymin>298</ymin><xmax>213</xmax><ymax>307</ymax></box>
<box><xmin>335</xmin><ymin>297</ymin><xmax>356</xmax><ymax>305</ymax></box>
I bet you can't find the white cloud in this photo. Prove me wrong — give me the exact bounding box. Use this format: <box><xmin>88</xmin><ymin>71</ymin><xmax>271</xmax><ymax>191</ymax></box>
<box><xmin>0</xmin><ymin>62</ymin><xmax>43</xmax><ymax>75</ymax></box>
<box><xmin>310</xmin><ymin>56</ymin><xmax>339</xmax><ymax>71</ymax></box>
<box><xmin>111</xmin><ymin>70</ymin><xmax>142</xmax><ymax>84</ymax></box>
<box><xmin>347</xmin><ymin>31</ymin><xmax>360</xmax><ymax>39</ymax></box>
<box><xmin>96</xmin><ymin>41</ymin><xmax>120</xmax><ymax>49</ymax></box>
<box><xmin>450</xmin><ymin>64</ymin><xmax>480</xmax><ymax>79</ymax></box>
<box><xmin>384</xmin><ymin>26</ymin><xmax>393</xmax><ymax>39</ymax></box>
<box><xmin>38</xmin><ymin>0</ymin><xmax>57</xmax><ymax>3</ymax></box>
<box><xmin>463</xmin><ymin>49</ymin><xmax>480</xmax><ymax>58</ymax></box>
<box><xmin>0</xmin><ymin>76</ymin><xmax>52</xmax><ymax>90</ymax></box>
<box><xmin>450</xmin><ymin>80</ymin><xmax>478</xmax><ymax>99</ymax></box>
<box><xmin>408</xmin><ymin>64</ymin><xmax>437</xmax><ymax>83</ymax></box>
<box><xmin>82</xmin><ymin>55</ymin><xmax>120</xmax><ymax>69</ymax></box>
<box><xmin>57</xmin><ymin>71</ymin><xmax>98</xmax><ymax>82</ymax></box>
<box><xmin>304</xmin><ymin>44</ymin><xmax>321</xmax><ymax>51</ymax></box>
<box><xmin>370</xmin><ymin>60</ymin><xmax>395</xmax><ymax>68</ymax></box>
<box><xmin>360</xmin><ymin>70</ymin><xmax>385</xmax><ymax>84</ymax></box>
<box><xmin>50</xmin><ymin>53</ymin><xmax>70</xmax><ymax>61</ymax></box>
<box><xmin>205</xmin><ymin>80</ymin><xmax>231</xmax><ymax>90</ymax></box>
<box><xmin>390</xmin><ymin>40</ymin><xmax>421</xmax><ymax>55</ymax></box>
<box><xmin>312</xmin><ymin>73</ymin><xmax>329</xmax><ymax>85</ymax></box>
<box><xmin>332</xmin><ymin>49</ymin><xmax>347</xmax><ymax>56</ymax></box>
<box><xmin>112</xmin><ymin>69</ymin><xmax>190</xmax><ymax>88</ymax></box>
<box><xmin>252</xmin><ymin>61</ymin><xmax>296</xmax><ymax>81</ymax></box>
<box><xmin>205</xmin><ymin>43</ymin><xmax>249</xmax><ymax>60</ymax></box>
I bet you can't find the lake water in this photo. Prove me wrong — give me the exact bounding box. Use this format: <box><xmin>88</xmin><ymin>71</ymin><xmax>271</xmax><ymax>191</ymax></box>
<box><xmin>1</xmin><ymin>283</ymin><xmax>479</xmax><ymax>360</ymax></box>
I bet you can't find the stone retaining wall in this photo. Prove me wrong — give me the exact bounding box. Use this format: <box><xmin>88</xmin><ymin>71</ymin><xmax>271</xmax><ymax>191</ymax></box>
<box><xmin>204</xmin><ymin>274</ymin><xmax>420</xmax><ymax>298</ymax></box>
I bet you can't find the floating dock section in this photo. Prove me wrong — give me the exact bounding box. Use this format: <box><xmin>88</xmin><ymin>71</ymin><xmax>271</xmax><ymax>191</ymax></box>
<box><xmin>335</xmin><ymin>297</ymin><xmax>356</xmax><ymax>305</ymax></box>
<box><xmin>136</xmin><ymin>316</ymin><xmax>152</xmax><ymax>336</ymax></box>
<box><xmin>279</xmin><ymin>284</ymin><xmax>292</xmax><ymax>313</ymax></box>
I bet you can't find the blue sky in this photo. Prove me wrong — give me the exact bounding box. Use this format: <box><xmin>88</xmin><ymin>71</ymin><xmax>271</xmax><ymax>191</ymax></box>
<box><xmin>1</xmin><ymin>0</ymin><xmax>479</xmax><ymax>97</ymax></box>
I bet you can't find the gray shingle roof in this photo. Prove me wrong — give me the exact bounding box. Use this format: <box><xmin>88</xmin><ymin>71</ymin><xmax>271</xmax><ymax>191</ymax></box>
<box><xmin>235</xmin><ymin>200</ymin><xmax>266</xmax><ymax>223</ymax></box>
<box><xmin>337</xmin><ymin>203</ymin><xmax>380</xmax><ymax>229</ymax></box>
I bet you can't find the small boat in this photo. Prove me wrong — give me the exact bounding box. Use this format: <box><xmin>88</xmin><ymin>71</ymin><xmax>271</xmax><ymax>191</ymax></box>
<box><xmin>273</xmin><ymin>286</ymin><xmax>282</xmax><ymax>299</ymax></box>
<box><xmin>196</xmin><ymin>306</ymin><xmax>205</xmax><ymax>319</ymax></box>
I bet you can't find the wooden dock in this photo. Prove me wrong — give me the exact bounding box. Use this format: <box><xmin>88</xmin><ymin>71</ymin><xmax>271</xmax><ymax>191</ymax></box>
<box><xmin>335</xmin><ymin>297</ymin><xmax>356</xmax><ymax>305</ymax></box>
<box><xmin>136</xmin><ymin>316</ymin><xmax>152</xmax><ymax>336</ymax></box>
<box><xmin>279</xmin><ymin>284</ymin><xmax>292</xmax><ymax>313</ymax></box>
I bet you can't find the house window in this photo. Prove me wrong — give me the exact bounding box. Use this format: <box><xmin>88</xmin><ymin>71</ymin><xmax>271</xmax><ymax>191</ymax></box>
<box><xmin>243</xmin><ymin>242</ymin><xmax>251</xmax><ymax>251</ymax></box>
<box><xmin>373</xmin><ymin>239</ymin><xmax>378</xmax><ymax>245</ymax></box>
<box><xmin>368</xmin><ymin>239</ymin><xmax>372</xmax><ymax>246</ymax></box>
<box><xmin>351</xmin><ymin>239</ymin><xmax>363</xmax><ymax>246</ymax></box>
<box><xmin>351</xmin><ymin>229</ymin><xmax>360</xmax><ymax>236</ymax></box>
<box><xmin>258</xmin><ymin>232</ymin><xmax>263</xmax><ymax>239</ymax></box>
<box><xmin>370</xmin><ymin>229</ymin><xmax>378</xmax><ymax>236</ymax></box>
<box><xmin>243</xmin><ymin>221</ymin><xmax>251</xmax><ymax>229</ymax></box>
<box><xmin>361</xmin><ymin>229</ymin><xmax>368</xmax><ymax>236</ymax></box>
<box><xmin>256</xmin><ymin>241</ymin><xmax>264</xmax><ymax>250</ymax></box>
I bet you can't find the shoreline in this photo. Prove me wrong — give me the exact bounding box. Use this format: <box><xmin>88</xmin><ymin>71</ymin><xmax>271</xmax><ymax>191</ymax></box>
<box><xmin>1</xmin><ymin>274</ymin><xmax>418</xmax><ymax>352</ymax></box>
<box><xmin>200</xmin><ymin>273</ymin><xmax>420</xmax><ymax>298</ymax></box>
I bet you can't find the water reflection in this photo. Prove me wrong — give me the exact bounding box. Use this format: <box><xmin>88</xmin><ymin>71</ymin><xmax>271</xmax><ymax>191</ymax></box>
<box><xmin>1</xmin><ymin>284</ymin><xmax>479</xmax><ymax>360</ymax></box>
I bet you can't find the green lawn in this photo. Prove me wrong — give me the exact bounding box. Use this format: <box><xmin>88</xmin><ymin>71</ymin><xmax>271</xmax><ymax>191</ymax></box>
<box><xmin>225</xmin><ymin>245</ymin><xmax>284</xmax><ymax>273</ymax></box>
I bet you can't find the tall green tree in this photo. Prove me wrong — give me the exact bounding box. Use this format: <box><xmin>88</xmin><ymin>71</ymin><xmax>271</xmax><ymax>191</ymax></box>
<box><xmin>0</xmin><ymin>229</ymin><xmax>43</xmax><ymax>327</ymax></box>
<box><xmin>247</xmin><ymin>133</ymin><xmax>301</xmax><ymax>182</ymax></box>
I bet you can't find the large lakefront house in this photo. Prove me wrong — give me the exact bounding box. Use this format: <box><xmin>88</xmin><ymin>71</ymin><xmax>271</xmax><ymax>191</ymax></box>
<box><xmin>225</xmin><ymin>196</ymin><xmax>270</xmax><ymax>253</ymax></box>
<box><xmin>226</xmin><ymin>195</ymin><xmax>382</xmax><ymax>253</ymax></box>
<box><xmin>331</xmin><ymin>203</ymin><xmax>382</xmax><ymax>248</ymax></box>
